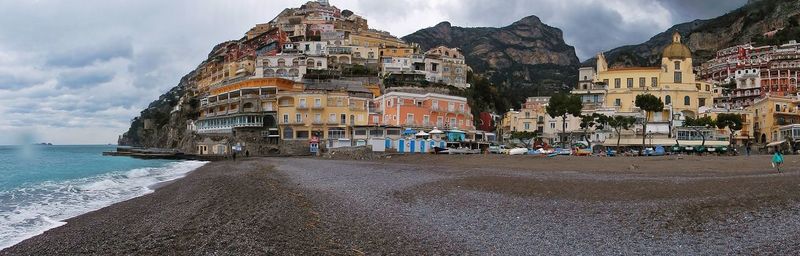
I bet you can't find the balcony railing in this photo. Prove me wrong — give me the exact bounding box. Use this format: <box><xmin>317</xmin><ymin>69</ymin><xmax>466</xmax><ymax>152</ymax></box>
<box><xmin>296</xmin><ymin>104</ymin><xmax>308</xmax><ymax>110</ymax></box>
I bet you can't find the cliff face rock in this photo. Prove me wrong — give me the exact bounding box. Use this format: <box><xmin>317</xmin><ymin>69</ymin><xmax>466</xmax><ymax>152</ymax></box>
<box><xmin>403</xmin><ymin>15</ymin><xmax>580</xmax><ymax>105</ymax></box>
<box><xmin>587</xmin><ymin>0</ymin><xmax>800</xmax><ymax>67</ymax></box>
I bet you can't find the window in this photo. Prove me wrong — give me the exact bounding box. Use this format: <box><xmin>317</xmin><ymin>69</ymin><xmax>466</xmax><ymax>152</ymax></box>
<box><xmin>295</xmin><ymin>113</ymin><xmax>302</xmax><ymax>123</ymax></box>
<box><xmin>524</xmin><ymin>122</ymin><xmax>531</xmax><ymax>130</ymax></box>
<box><xmin>550</xmin><ymin>123</ymin><xmax>556</xmax><ymax>129</ymax></box>
<box><xmin>450</xmin><ymin>118</ymin><xmax>457</xmax><ymax>127</ymax></box>
<box><xmin>699</xmin><ymin>98</ymin><xmax>706</xmax><ymax>107</ymax></box>
<box><xmin>652</xmin><ymin>77</ymin><xmax>658</xmax><ymax>87</ymax></box>
<box><xmin>283</xmin><ymin>128</ymin><xmax>294</xmax><ymax>139</ymax></box>
<box><xmin>341</xmin><ymin>114</ymin><xmax>346</xmax><ymax>124</ymax></box>
<box><xmin>614</xmin><ymin>99</ymin><xmax>621</xmax><ymax>106</ymax></box>
<box><xmin>674</xmin><ymin>71</ymin><xmax>682</xmax><ymax>83</ymax></box>
<box><xmin>355</xmin><ymin>129</ymin><xmax>367</xmax><ymax>136</ymax></box>
<box><xmin>369</xmin><ymin>129</ymin><xmax>384</xmax><ymax>137</ymax></box>
<box><xmin>639</xmin><ymin>77</ymin><xmax>646</xmax><ymax>88</ymax></box>
<box><xmin>525</xmin><ymin>112</ymin><xmax>531</xmax><ymax>118</ymax></box>
<box><xmin>684</xmin><ymin>96</ymin><xmax>691</xmax><ymax>106</ymax></box>
<box><xmin>423</xmin><ymin>115</ymin><xmax>430</xmax><ymax>125</ymax></box>
<box><xmin>296</xmin><ymin>131</ymin><xmax>309</xmax><ymax>139</ymax></box>
<box><xmin>627</xmin><ymin>78</ymin><xmax>633</xmax><ymax>88</ymax></box>
<box><xmin>314</xmin><ymin>114</ymin><xmax>321</xmax><ymax>123</ymax></box>
<box><xmin>674</xmin><ymin>61</ymin><xmax>681</xmax><ymax>70</ymax></box>
<box><xmin>615</xmin><ymin>78</ymin><xmax>621</xmax><ymax>88</ymax></box>
<box><xmin>283</xmin><ymin>114</ymin><xmax>289</xmax><ymax>124</ymax></box>
<box><xmin>665</xmin><ymin>95</ymin><xmax>672</xmax><ymax>105</ymax></box>
<box><xmin>314</xmin><ymin>98</ymin><xmax>321</xmax><ymax>108</ymax></box>
<box><xmin>329</xmin><ymin>114</ymin><xmax>336</xmax><ymax>122</ymax></box>
<box><xmin>437</xmin><ymin>116</ymin><xmax>444</xmax><ymax>127</ymax></box>
<box><xmin>299</xmin><ymin>98</ymin><xmax>307</xmax><ymax>108</ymax></box>
<box><xmin>603</xmin><ymin>79</ymin><xmax>609</xmax><ymax>86</ymax></box>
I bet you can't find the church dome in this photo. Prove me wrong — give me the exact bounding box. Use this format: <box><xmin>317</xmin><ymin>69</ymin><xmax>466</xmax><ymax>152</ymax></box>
<box><xmin>662</xmin><ymin>32</ymin><xmax>692</xmax><ymax>59</ymax></box>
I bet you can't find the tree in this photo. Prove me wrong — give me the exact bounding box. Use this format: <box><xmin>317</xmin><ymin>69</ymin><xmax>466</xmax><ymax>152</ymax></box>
<box><xmin>605</xmin><ymin>115</ymin><xmax>636</xmax><ymax>150</ymax></box>
<box><xmin>546</xmin><ymin>93</ymin><xmax>583</xmax><ymax>147</ymax></box>
<box><xmin>579</xmin><ymin>114</ymin><xmax>602</xmax><ymax>149</ymax></box>
<box><xmin>510</xmin><ymin>131</ymin><xmax>539</xmax><ymax>148</ymax></box>
<box><xmin>716</xmin><ymin>113</ymin><xmax>743</xmax><ymax>148</ymax></box>
<box><xmin>635</xmin><ymin>94</ymin><xmax>664</xmax><ymax>155</ymax></box>
<box><xmin>684</xmin><ymin>116</ymin><xmax>717</xmax><ymax>147</ymax></box>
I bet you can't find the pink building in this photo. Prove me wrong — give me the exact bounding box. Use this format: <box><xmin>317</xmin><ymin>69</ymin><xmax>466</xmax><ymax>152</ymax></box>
<box><xmin>370</xmin><ymin>92</ymin><xmax>474</xmax><ymax>131</ymax></box>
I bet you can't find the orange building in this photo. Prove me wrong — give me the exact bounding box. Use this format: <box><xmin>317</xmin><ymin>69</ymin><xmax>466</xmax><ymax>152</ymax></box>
<box><xmin>371</xmin><ymin>92</ymin><xmax>474</xmax><ymax>131</ymax></box>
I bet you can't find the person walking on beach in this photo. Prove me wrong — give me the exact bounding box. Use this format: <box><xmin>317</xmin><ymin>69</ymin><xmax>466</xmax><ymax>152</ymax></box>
<box><xmin>745</xmin><ymin>141</ymin><xmax>752</xmax><ymax>156</ymax></box>
<box><xmin>772</xmin><ymin>150</ymin><xmax>784</xmax><ymax>173</ymax></box>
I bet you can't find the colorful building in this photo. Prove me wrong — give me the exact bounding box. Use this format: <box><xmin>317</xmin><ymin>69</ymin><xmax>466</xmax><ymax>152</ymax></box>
<box><xmin>371</xmin><ymin>92</ymin><xmax>474</xmax><ymax>131</ymax></box>
<box><xmin>594</xmin><ymin>32</ymin><xmax>714</xmax><ymax>135</ymax></box>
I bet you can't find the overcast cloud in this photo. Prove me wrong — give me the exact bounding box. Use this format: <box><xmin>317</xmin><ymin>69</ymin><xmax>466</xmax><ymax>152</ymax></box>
<box><xmin>0</xmin><ymin>0</ymin><xmax>745</xmax><ymax>145</ymax></box>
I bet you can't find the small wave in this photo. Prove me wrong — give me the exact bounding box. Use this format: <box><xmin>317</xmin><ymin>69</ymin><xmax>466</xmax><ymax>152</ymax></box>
<box><xmin>0</xmin><ymin>160</ymin><xmax>207</xmax><ymax>250</ymax></box>
<box><xmin>125</xmin><ymin>168</ymin><xmax>152</xmax><ymax>178</ymax></box>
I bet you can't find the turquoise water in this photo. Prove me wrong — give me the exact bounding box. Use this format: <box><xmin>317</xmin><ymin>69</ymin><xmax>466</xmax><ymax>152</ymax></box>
<box><xmin>0</xmin><ymin>145</ymin><xmax>207</xmax><ymax>249</ymax></box>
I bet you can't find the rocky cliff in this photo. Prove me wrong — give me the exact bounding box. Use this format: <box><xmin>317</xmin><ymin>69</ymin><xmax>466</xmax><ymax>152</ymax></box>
<box><xmin>586</xmin><ymin>0</ymin><xmax>800</xmax><ymax>68</ymax></box>
<box><xmin>403</xmin><ymin>16</ymin><xmax>580</xmax><ymax>105</ymax></box>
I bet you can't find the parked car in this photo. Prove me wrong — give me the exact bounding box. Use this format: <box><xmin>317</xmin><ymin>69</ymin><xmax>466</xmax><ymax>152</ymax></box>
<box><xmin>489</xmin><ymin>145</ymin><xmax>509</xmax><ymax>154</ymax></box>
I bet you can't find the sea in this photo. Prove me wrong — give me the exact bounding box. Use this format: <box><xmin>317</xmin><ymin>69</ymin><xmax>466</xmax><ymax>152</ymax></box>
<box><xmin>0</xmin><ymin>145</ymin><xmax>207</xmax><ymax>250</ymax></box>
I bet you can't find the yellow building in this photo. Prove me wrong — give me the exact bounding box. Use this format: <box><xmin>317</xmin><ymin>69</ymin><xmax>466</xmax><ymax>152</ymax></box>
<box><xmin>595</xmin><ymin>32</ymin><xmax>714</xmax><ymax>134</ymax></box>
<box><xmin>750</xmin><ymin>96</ymin><xmax>800</xmax><ymax>143</ymax></box>
<box><xmin>277</xmin><ymin>87</ymin><xmax>372</xmax><ymax>142</ymax></box>
<box><xmin>698</xmin><ymin>108</ymin><xmax>754</xmax><ymax>144</ymax></box>
<box><xmin>349</xmin><ymin>30</ymin><xmax>407</xmax><ymax>48</ymax></box>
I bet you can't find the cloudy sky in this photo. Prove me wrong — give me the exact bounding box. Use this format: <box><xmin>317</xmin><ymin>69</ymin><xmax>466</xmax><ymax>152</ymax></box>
<box><xmin>0</xmin><ymin>0</ymin><xmax>746</xmax><ymax>145</ymax></box>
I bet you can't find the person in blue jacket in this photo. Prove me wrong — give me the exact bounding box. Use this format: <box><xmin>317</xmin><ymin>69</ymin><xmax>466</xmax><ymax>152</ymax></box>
<box><xmin>772</xmin><ymin>150</ymin><xmax>784</xmax><ymax>173</ymax></box>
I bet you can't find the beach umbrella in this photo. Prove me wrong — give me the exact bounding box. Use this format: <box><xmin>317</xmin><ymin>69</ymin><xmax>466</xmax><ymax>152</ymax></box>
<box><xmin>415</xmin><ymin>131</ymin><xmax>430</xmax><ymax>137</ymax></box>
<box><xmin>403</xmin><ymin>128</ymin><xmax>416</xmax><ymax>135</ymax></box>
<box><xmin>428</xmin><ymin>127</ymin><xmax>444</xmax><ymax>134</ymax></box>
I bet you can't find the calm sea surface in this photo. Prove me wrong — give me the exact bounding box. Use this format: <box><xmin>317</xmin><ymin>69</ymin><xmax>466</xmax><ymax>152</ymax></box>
<box><xmin>0</xmin><ymin>145</ymin><xmax>206</xmax><ymax>249</ymax></box>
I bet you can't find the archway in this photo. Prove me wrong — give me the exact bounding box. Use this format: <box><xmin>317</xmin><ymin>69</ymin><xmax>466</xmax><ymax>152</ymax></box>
<box><xmin>761</xmin><ymin>133</ymin><xmax>767</xmax><ymax>144</ymax></box>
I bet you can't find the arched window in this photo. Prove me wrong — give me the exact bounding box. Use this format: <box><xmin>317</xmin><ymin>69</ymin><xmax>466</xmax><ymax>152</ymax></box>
<box><xmin>684</xmin><ymin>96</ymin><xmax>690</xmax><ymax>106</ymax></box>
<box><xmin>307</xmin><ymin>59</ymin><xmax>315</xmax><ymax>67</ymax></box>
<box><xmin>665</xmin><ymin>95</ymin><xmax>672</xmax><ymax>105</ymax></box>
<box><xmin>277</xmin><ymin>58</ymin><xmax>286</xmax><ymax>67</ymax></box>
<box><xmin>292</xmin><ymin>58</ymin><xmax>300</xmax><ymax>67</ymax></box>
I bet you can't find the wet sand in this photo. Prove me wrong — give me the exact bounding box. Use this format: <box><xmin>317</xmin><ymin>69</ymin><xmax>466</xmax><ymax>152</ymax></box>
<box><xmin>3</xmin><ymin>155</ymin><xmax>800</xmax><ymax>255</ymax></box>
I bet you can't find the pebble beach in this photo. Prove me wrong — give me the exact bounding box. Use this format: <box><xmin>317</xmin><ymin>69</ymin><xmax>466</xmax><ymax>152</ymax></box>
<box><xmin>3</xmin><ymin>155</ymin><xmax>800</xmax><ymax>255</ymax></box>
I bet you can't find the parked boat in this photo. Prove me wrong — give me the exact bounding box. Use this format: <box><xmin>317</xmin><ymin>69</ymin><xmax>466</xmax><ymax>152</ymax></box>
<box><xmin>508</xmin><ymin>148</ymin><xmax>528</xmax><ymax>155</ymax></box>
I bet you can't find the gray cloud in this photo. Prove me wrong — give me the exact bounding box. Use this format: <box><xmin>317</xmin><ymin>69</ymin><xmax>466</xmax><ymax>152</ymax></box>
<box><xmin>46</xmin><ymin>41</ymin><xmax>133</xmax><ymax>67</ymax></box>
<box><xmin>0</xmin><ymin>0</ymin><xmax>749</xmax><ymax>144</ymax></box>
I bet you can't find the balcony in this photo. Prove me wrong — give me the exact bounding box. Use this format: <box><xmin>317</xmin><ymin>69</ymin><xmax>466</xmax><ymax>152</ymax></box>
<box><xmin>311</xmin><ymin>104</ymin><xmax>325</xmax><ymax>110</ymax></box>
<box><xmin>296</xmin><ymin>104</ymin><xmax>309</xmax><ymax>110</ymax></box>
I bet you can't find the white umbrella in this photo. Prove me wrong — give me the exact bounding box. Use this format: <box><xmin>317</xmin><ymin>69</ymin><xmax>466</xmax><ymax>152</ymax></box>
<box><xmin>415</xmin><ymin>131</ymin><xmax>430</xmax><ymax>136</ymax></box>
<box><xmin>429</xmin><ymin>127</ymin><xmax>444</xmax><ymax>134</ymax></box>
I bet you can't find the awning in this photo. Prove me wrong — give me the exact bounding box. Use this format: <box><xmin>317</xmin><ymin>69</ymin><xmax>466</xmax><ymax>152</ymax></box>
<box><xmin>766</xmin><ymin>140</ymin><xmax>787</xmax><ymax>147</ymax></box>
<box><xmin>603</xmin><ymin>138</ymin><xmax>730</xmax><ymax>147</ymax></box>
